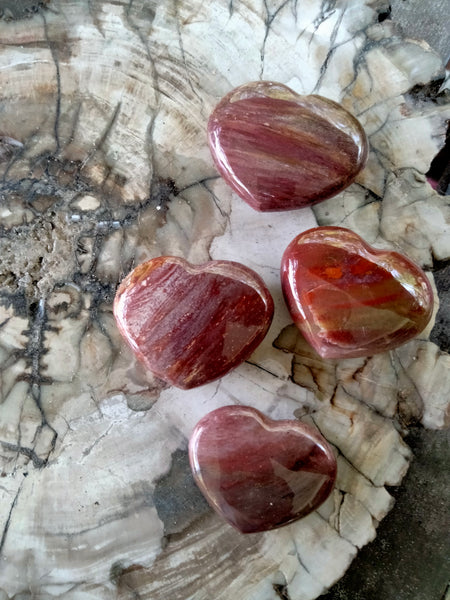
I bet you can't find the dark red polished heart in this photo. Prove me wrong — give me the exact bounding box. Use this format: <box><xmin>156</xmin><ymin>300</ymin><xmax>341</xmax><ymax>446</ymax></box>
<box><xmin>189</xmin><ymin>405</ymin><xmax>337</xmax><ymax>533</ymax></box>
<box><xmin>114</xmin><ymin>257</ymin><xmax>274</xmax><ymax>389</ymax></box>
<box><xmin>208</xmin><ymin>81</ymin><xmax>368</xmax><ymax>212</ymax></box>
<box><xmin>281</xmin><ymin>226</ymin><xmax>434</xmax><ymax>358</ymax></box>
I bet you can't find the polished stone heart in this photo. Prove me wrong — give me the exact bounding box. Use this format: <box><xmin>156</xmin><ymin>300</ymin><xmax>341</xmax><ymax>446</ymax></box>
<box><xmin>281</xmin><ymin>226</ymin><xmax>434</xmax><ymax>358</ymax></box>
<box><xmin>208</xmin><ymin>81</ymin><xmax>368</xmax><ymax>212</ymax></box>
<box><xmin>114</xmin><ymin>257</ymin><xmax>274</xmax><ymax>389</ymax></box>
<box><xmin>189</xmin><ymin>406</ymin><xmax>337</xmax><ymax>533</ymax></box>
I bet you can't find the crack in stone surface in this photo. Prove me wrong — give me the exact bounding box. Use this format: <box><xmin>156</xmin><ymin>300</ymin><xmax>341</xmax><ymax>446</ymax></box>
<box><xmin>0</xmin><ymin>1</ymin><xmax>448</xmax><ymax>598</ymax></box>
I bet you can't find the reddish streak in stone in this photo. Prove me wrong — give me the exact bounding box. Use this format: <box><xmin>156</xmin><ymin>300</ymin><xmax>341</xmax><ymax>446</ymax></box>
<box><xmin>114</xmin><ymin>257</ymin><xmax>274</xmax><ymax>389</ymax></box>
<box><xmin>208</xmin><ymin>81</ymin><xmax>368</xmax><ymax>212</ymax></box>
<box><xmin>189</xmin><ymin>405</ymin><xmax>337</xmax><ymax>533</ymax></box>
<box><xmin>281</xmin><ymin>226</ymin><xmax>434</xmax><ymax>358</ymax></box>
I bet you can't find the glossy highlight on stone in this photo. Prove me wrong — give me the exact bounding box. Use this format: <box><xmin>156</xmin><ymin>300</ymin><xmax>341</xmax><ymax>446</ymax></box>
<box><xmin>114</xmin><ymin>257</ymin><xmax>274</xmax><ymax>389</ymax></box>
<box><xmin>189</xmin><ymin>406</ymin><xmax>337</xmax><ymax>533</ymax></box>
<box><xmin>281</xmin><ymin>226</ymin><xmax>434</xmax><ymax>359</ymax></box>
<box><xmin>208</xmin><ymin>81</ymin><xmax>368</xmax><ymax>212</ymax></box>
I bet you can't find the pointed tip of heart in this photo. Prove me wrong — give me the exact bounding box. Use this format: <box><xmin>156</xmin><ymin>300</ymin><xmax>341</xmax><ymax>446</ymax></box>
<box><xmin>189</xmin><ymin>405</ymin><xmax>337</xmax><ymax>533</ymax></box>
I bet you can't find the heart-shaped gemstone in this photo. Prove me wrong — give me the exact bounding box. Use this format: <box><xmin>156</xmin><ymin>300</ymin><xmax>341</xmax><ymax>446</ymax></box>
<box><xmin>281</xmin><ymin>226</ymin><xmax>434</xmax><ymax>358</ymax></box>
<box><xmin>208</xmin><ymin>81</ymin><xmax>368</xmax><ymax>212</ymax></box>
<box><xmin>189</xmin><ymin>405</ymin><xmax>337</xmax><ymax>533</ymax></box>
<box><xmin>114</xmin><ymin>257</ymin><xmax>274</xmax><ymax>389</ymax></box>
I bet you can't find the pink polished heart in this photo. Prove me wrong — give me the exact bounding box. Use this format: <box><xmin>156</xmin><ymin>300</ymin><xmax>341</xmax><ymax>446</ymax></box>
<box><xmin>281</xmin><ymin>226</ymin><xmax>434</xmax><ymax>358</ymax></box>
<box><xmin>189</xmin><ymin>405</ymin><xmax>337</xmax><ymax>533</ymax></box>
<box><xmin>208</xmin><ymin>81</ymin><xmax>368</xmax><ymax>212</ymax></box>
<box><xmin>114</xmin><ymin>257</ymin><xmax>274</xmax><ymax>389</ymax></box>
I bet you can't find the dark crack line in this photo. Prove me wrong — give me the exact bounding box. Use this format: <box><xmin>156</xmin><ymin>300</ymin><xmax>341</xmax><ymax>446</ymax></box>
<box><xmin>313</xmin><ymin>0</ymin><xmax>337</xmax><ymax>30</ymax></box>
<box><xmin>339</xmin><ymin>382</ymin><xmax>397</xmax><ymax>424</ymax></box>
<box><xmin>345</xmin><ymin>12</ymin><xmax>409</xmax><ymax>90</ymax></box>
<box><xmin>49</xmin><ymin>490</ymin><xmax>155</xmax><ymax>539</ymax></box>
<box><xmin>273</xmin><ymin>583</ymin><xmax>292</xmax><ymax>600</ymax></box>
<box><xmin>338</xmin><ymin>453</ymin><xmax>391</xmax><ymax>510</ymax></box>
<box><xmin>309</xmin><ymin>413</ymin><xmax>378</xmax><ymax>487</ymax></box>
<box><xmin>0</xmin><ymin>441</ymin><xmax>47</xmax><ymax>468</ymax></box>
<box><xmin>173</xmin><ymin>0</ymin><xmax>201</xmax><ymax>102</ymax></box>
<box><xmin>312</xmin><ymin>6</ymin><xmax>346</xmax><ymax>93</ymax></box>
<box><xmin>200</xmin><ymin>179</ymin><xmax>228</xmax><ymax>219</ymax></box>
<box><xmin>260</xmin><ymin>0</ymin><xmax>292</xmax><ymax>79</ymax></box>
<box><xmin>0</xmin><ymin>350</ymin><xmax>22</xmax><ymax>405</ymax></box>
<box><xmin>244</xmin><ymin>359</ymin><xmax>286</xmax><ymax>381</ymax></box>
<box><xmin>365</xmin><ymin>110</ymin><xmax>393</xmax><ymax>140</ymax></box>
<box><xmin>339</xmin><ymin>31</ymin><xmax>398</xmax><ymax>102</ymax></box>
<box><xmin>178</xmin><ymin>175</ymin><xmax>221</xmax><ymax>195</ymax></box>
<box><xmin>335</xmin><ymin>489</ymin><xmax>345</xmax><ymax>535</ymax></box>
<box><xmin>0</xmin><ymin>175</ymin><xmax>72</xmax><ymax>221</ymax></box>
<box><xmin>117</xmin><ymin>219</ymin><xmax>137</xmax><ymax>279</ymax></box>
<box><xmin>0</xmin><ymin>480</ymin><xmax>24</xmax><ymax>555</ymax></box>
<box><xmin>59</xmin><ymin>172</ymin><xmax>218</xmax><ymax>241</ymax></box>
<box><xmin>301</xmin><ymin>0</ymin><xmax>338</xmax><ymax>52</ymax></box>
<box><xmin>77</xmin><ymin>291</ymin><xmax>118</xmax><ymax>371</ymax></box>
<box><xmin>81</xmin><ymin>424</ymin><xmax>114</xmax><ymax>459</ymax></box>
<box><xmin>74</xmin><ymin>175</ymin><xmax>206</xmax><ymax>240</ymax></box>
<box><xmin>0</xmin><ymin>136</ymin><xmax>25</xmax><ymax>182</ymax></box>
<box><xmin>0</xmin><ymin>317</ymin><xmax>10</xmax><ymax>329</ymax></box>
<box><xmin>23</xmin><ymin>298</ymin><xmax>58</xmax><ymax>466</ymax></box>
<box><xmin>354</xmin><ymin>182</ymin><xmax>385</xmax><ymax>203</ymax></box>
<box><xmin>65</xmin><ymin>101</ymin><xmax>83</xmax><ymax>153</ymax></box>
<box><xmin>342</xmin><ymin>29</ymin><xmax>422</xmax><ymax>111</ymax></box>
<box><xmin>80</xmin><ymin>102</ymin><xmax>122</xmax><ymax>173</ymax></box>
<box><xmin>68</xmin><ymin>179</ymin><xmax>176</xmax><ymax>251</ymax></box>
<box><xmin>354</xmin><ymin>90</ymin><xmax>414</xmax><ymax>119</ymax></box>
<box><xmin>42</xmin><ymin>12</ymin><xmax>62</xmax><ymax>153</ymax></box>
<box><xmin>206</xmin><ymin>379</ymin><xmax>222</xmax><ymax>404</ymax></box>
<box><xmin>123</xmin><ymin>1</ymin><xmax>163</xmax><ymax>199</ymax></box>
<box><xmin>348</xmin><ymin>356</ymin><xmax>371</xmax><ymax>381</ymax></box>
<box><xmin>336</xmin><ymin>450</ymin><xmax>377</xmax><ymax>489</ymax></box>
<box><xmin>390</xmin><ymin>349</ymin><xmax>425</xmax><ymax>421</ymax></box>
<box><xmin>72</xmin><ymin>229</ymin><xmax>123</xmax><ymax>362</ymax></box>
<box><xmin>292</xmin><ymin>355</ymin><xmax>337</xmax><ymax>397</ymax></box>
<box><xmin>317</xmin><ymin>191</ymin><xmax>382</xmax><ymax>227</ymax></box>
<box><xmin>233</xmin><ymin>369</ymin><xmax>284</xmax><ymax>399</ymax></box>
<box><xmin>290</xmin><ymin>534</ymin><xmax>311</xmax><ymax>575</ymax></box>
<box><xmin>88</xmin><ymin>0</ymin><xmax>105</xmax><ymax>37</ymax></box>
<box><xmin>369</xmin><ymin>143</ymin><xmax>396</xmax><ymax>171</ymax></box>
<box><xmin>287</xmin><ymin>347</ymin><xmax>336</xmax><ymax>395</ymax></box>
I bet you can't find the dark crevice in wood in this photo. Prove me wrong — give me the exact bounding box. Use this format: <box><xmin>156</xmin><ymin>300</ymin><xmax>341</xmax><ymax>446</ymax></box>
<box><xmin>427</xmin><ymin>120</ymin><xmax>450</xmax><ymax>196</ymax></box>
<box><xmin>407</xmin><ymin>78</ymin><xmax>447</xmax><ymax>103</ymax></box>
<box><xmin>377</xmin><ymin>5</ymin><xmax>392</xmax><ymax>23</ymax></box>
<box><xmin>273</xmin><ymin>583</ymin><xmax>292</xmax><ymax>600</ymax></box>
<box><xmin>429</xmin><ymin>260</ymin><xmax>450</xmax><ymax>354</ymax></box>
<box><xmin>0</xmin><ymin>480</ymin><xmax>24</xmax><ymax>555</ymax></box>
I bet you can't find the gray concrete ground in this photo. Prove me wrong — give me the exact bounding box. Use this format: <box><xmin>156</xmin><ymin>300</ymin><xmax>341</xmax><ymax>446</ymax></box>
<box><xmin>391</xmin><ymin>0</ymin><xmax>450</xmax><ymax>65</ymax></box>
<box><xmin>319</xmin><ymin>427</ymin><xmax>450</xmax><ymax>600</ymax></box>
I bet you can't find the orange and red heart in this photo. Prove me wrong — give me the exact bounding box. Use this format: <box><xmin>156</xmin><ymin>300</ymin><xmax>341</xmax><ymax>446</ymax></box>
<box><xmin>114</xmin><ymin>256</ymin><xmax>274</xmax><ymax>389</ymax></box>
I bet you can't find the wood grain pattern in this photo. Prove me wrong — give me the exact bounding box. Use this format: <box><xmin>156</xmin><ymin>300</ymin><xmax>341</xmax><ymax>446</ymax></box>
<box><xmin>114</xmin><ymin>257</ymin><xmax>274</xmax><ymax>389</ymax></box>
<box><xmin>0</xmin><ymin>1</ymin><xmax>448</xmax><ymax>599</ymax></box>
<box><xmin>208</xmin><ymin>82</ymin><xmax>368</xmax><ymax>211</ymax></box>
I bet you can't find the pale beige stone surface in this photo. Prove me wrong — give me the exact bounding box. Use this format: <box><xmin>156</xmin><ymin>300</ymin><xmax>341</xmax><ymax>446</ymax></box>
<box><xmin>0</xmin><ymin>1</ymin><xmax>448</xmax><ymax>599</ymax></box>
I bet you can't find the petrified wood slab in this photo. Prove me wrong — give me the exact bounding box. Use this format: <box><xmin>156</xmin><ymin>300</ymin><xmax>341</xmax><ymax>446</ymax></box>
<box><xmin>0</xmin><ymin>1</ymin><xmax>448</xmax><ymax>599</ymax></box>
